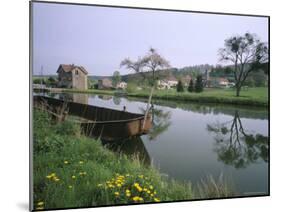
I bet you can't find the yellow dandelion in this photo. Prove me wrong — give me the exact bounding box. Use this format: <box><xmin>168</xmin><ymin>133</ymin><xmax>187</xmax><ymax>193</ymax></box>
<box><xmin>46</xmin><ymin>175</ymin><xmax>52</xmax><ymax>179</ymax></box>
<box><xmin>149</xmin><ymin>185</ymin><xmax>153</xmax><ymax>190</ymax></box>
<box><xmin>79</xmin><ymin>161</ymin><xmax>84</xmax><ymax>164</ymax></box>
<box><xmin>138</xmin><ymin>175</ymin><xmax>144</xmax><ymax>178</ymax></box>
<box><xmin>72</xmin><ymin>175</ymin><xmax>76</xmax><ymax>179</ymax></box>
<box><xmin>114</xmin><ymin>192</ymin><xmax>120</xmax><ymax>196</ymax></box>
<box><xmin>64</xmin><ymin>160</ymin><xmax>69</xmax><ymax>164</ymax></box>
<box><xmin>134</xmin><ymin>183</ymin><xmax>139</xmax><ymax>187</ymax></box>
<box><xmin>154</xmin><ymin>198</ymin><xmax>160</xmax><ymax>202</ymax></box>
<box><xmin>150</xmin><ymin>193</ymin><xmax>154</xmax><ymax>197</ymax></box>
<box><xmin>143</xmin><ymin>188</ymin><xmax>148</xmax><ymax>192</ymax></box>
<box><xmin>117</xmin><ymin>184</ymin><xmax>122</xmax><ymax>187</ymax></box>
<box><xmin>126</xmin><ymin>193</ymin><xmax>131</xmax><ymax>197</ymax></box>
<box><xmin>54</xmin><ymin>178</ymin><xmax>60</xmax><ymax>182</ymax></box>
<box><xmin>97</xmin><ymin>184</ymin><xmax>103</xmax><ymax>187</ymax></box>
<box><xmin>132</xmin><ymin>196</ymin><xmax>140</xmax><ymax>201</ymax></box>
<box><xmin>50</xmin><ymin>173</ymin><xmax>56</xmax><ymax>177</ymax></box>
<box><xmin>139</xmin><ymin>197</ymin><xmax>143</xmax><ymax>201</ymax></box>
<box><xmin>37</xmin><ymin>202</ymin><xmax>44</xmax><ymax>206</ymax></box>
<box><xmin>126</xmin><ymin>189</ymin><xmax>130</xmax><ymax>193</ymax></box>
<box><xmin>147</xmin><ymin>190</ymin><xmax>151</xmax><ymax>194</ymax></box>
<box><xmin>68</xmin><ymin>185</ymin><xmax>73</xmax><ymax>189</ymax></box>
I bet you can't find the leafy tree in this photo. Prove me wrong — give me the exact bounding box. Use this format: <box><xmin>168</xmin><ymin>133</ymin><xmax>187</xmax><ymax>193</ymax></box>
<box><xmin>188</xmin><ymin>79</ymin><xmax>194</xmax><ymax>92</ymax></box>
<box><xmin>218</xmin><ymin>33</ymin><xmax>268</xmax><ymax>96</ymax></box>
<box><xmin>195</xmin><ymin>75</ymin><xmax>204</xmax><ymax>93</ymax></box>
<box><xmin>112</xmin><ymin>71</ymin><xmax>121</xmax><ymax>88</ymax></box>
<box><xmin>176</xmin><ymin>80</ymin><xmax>184</xmax><ymax>92</ymax></box>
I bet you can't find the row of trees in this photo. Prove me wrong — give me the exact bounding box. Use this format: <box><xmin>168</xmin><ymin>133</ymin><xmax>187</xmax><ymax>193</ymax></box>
<box><xmin>176</xmin><ymin>75</ymin><xmax>204</xmax><ymax>93</ymax></box>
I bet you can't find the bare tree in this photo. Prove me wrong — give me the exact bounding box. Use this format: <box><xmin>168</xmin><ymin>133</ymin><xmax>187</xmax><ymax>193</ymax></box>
<box><xmin>218</xmin><ymin>33</ymin><xmax>268</xmax><ymax>96</ymax></box>
<box><xmin>120</xmin><ymin>57</ymin><xmax>147</xmax><ymax>80</ymax></box>
<box><xmin>142</xmin><ymin>48</ymin><xmax>171</xmax><ymax>86</ymax></box>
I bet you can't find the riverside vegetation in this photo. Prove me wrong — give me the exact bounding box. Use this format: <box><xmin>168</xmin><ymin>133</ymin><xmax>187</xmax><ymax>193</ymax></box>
<box><xmin>33</xmin><ymin>109</ymin><xmax>235</xmax><ymax>210</ymax></box>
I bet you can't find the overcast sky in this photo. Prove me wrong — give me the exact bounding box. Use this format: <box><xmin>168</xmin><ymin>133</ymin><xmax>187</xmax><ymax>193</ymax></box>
<box><xmin>32</xmin><ymin>2</ymin><xmax>268</xmax><ymax>76</ymax></box>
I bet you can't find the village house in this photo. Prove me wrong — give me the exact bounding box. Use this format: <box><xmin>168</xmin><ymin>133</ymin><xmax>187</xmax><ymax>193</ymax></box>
<box><xmin>57</xmin><ymin>64</ymin><xmax>88</xmax><ymax>90</ymax></box>
<box><xmin>116</xmin><ymin>81</ymin><xmax>127</xmax><ymax>90</ymax></box>
<box><xmin>98</xmin><ymin>78</ymin><xmax>113</xmax><ymax>90</ymax></box>
<box><xmin>157</xmin><ymin>75</ymin><xmax>178</xmax><ymax>89</ymax></box>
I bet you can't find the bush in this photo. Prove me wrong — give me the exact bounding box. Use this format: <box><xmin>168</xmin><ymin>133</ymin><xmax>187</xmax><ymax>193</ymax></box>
<box><xmin>176</xmin><ymin>80</ymin><xmax>184</xmax><ymax>92</ymax></box>
<box><xmin>188</xmin><ymin>79</ymin><xmax>194</xmax><ymax>92</ymax></box>
<box><xmin>195</xmin><ymin>75</ymin><xmax>204</xmax><ymax>93</ymax></box>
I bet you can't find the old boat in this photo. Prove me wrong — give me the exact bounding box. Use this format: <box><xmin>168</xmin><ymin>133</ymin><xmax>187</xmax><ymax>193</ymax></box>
<box><xmin>33</xmin><ymin>95</ymin><xmax>152</xmax><ymax>140</ymax></box>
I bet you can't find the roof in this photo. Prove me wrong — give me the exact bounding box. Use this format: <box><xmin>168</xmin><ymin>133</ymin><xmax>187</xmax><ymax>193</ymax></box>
<box><xmin>57</xmin><ymin>64</ymin><xmax>88</xmax><ymax>75</ymax></box>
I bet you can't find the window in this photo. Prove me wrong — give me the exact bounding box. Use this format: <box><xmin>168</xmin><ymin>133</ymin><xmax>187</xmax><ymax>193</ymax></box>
<box><xmin>75</xmin><ymin>70</ymin><xmax>79</xmax><ymax>75</ymax></box>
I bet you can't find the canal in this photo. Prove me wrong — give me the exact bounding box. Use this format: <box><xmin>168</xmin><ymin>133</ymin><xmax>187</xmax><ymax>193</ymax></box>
<box><xmin>43</xmin><ymin>92</ymin><xmax>269</xmax><ymax>195</ymax></box>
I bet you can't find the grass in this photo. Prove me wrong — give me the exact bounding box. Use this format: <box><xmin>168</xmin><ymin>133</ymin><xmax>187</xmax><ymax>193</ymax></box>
<box><xmin>128</xmin><ymin>87</ymin><xmax>268</xmax><ymax>107</ymax></box>
<box><xmin>60</xmin><ymin>87</ymin><xmax>268</xmax><ymax>107</ymax></box>
<box><xmin>33</xmin><ymin>110</ymin><xmax>193</xmax><ymax>210</ymax></box>
<box><xmin>33</xmin><ymin>109</ymin><xmax>236</xmax><ymax>210</ymax></box>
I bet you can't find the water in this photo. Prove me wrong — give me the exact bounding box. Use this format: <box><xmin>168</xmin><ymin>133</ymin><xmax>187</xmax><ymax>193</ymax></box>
<box><xmin>41</xmin><ymin>92</ymin><xmax>269</xmax><ymax>195</ymax></box>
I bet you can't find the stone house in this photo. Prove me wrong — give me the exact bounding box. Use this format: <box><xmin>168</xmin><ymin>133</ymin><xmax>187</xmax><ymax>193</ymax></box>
<box><xmin>98</xmin><ymin>78</ymin><xmax>113</xmax><ymax>89</ymax></box>
<box><xmin>56</xmin><ymin>64</ymin><xmax>88</xmax><ymax>90</ymax></box>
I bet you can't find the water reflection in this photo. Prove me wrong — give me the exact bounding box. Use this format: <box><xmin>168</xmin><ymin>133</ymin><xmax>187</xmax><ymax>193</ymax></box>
<box><xmin>207</xmin><ymin>110</ymin><xmax>269</xmax><ymax>169</ymax></box>
<box><xmin>139</xmin><ymin>106</ymin><xmax>172</xmax><ymax>140</ymax></box>
<box><xmin>101</xmin><ymin>136</ymin><xmax>151</xmax><ymax>165</ymax></box>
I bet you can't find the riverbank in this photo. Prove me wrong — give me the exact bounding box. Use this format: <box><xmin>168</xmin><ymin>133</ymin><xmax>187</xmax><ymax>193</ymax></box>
<box><xmin>33</xmin><ymin>109</ymin><xmax>235</xmax><ymax>210</ymax></box>
<box><xmin>61</xmin><ymin>87</ymin><xmax>268</xmax><ymax>107</ymax></box>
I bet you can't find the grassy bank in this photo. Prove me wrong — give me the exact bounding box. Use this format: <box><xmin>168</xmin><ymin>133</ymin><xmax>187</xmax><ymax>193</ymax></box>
<box><xmin>33</xmin><ymin>110</ymin><xmax>194</xmax><ymax>210</ymax></box>
<box><xmin>128</xmin><ymin>87</ymin><xmax>268</xmax><ymax>107</ymax></box>
<box><xmin>61</xmin><ymin>87</ymin><xmax>268</xmax><ymax>107</ymax></box>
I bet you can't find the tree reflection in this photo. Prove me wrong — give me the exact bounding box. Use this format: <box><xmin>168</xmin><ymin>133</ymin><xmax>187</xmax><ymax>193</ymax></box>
<box><xmin>139</xmin><ymin>106</ymin><xmax>171</xmax><ymax>140</ymax></box>
<box><xmin>113</xmin><ymin>96</ymin><xmax>121</xmax><ymax>105</ymax></box>
<box><xmin>207</xmin><ymin>110</ymin><xmax>268</xmax><ymax>169</ymax></box>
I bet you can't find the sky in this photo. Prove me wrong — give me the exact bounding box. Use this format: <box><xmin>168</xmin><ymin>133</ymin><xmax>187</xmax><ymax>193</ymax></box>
<box><xmin>32</xmin><ymin>2</ymin><xmax>268</xmax><ymax>76</ymax></box>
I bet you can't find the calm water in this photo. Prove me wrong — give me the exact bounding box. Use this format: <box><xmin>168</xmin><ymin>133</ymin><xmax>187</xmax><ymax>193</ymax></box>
<box><xmin>42</xmin><ymin>92</ymin><xmax>269</xmax><ymax>195</ymax></box>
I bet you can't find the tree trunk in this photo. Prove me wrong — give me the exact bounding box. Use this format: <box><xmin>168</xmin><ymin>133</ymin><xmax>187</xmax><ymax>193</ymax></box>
<box><xmin>236</xmin><ymin>85</ymin><xmax>241</xmax><ymax>97</ymax></box>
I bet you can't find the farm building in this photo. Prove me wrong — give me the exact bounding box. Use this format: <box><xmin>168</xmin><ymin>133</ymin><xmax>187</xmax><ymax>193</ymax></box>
<box><xmin>57</xmin><ymin>64</ymin><xmax>88</xmax><ymax>90</ymax></box>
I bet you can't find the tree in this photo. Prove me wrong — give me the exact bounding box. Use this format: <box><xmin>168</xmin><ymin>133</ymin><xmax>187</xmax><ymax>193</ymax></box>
<box><xmin>120</xmin><ymin>48</ymin><xmax>170</xmax><ymax>129</ymax></box>
<box><xmin>176</xmin><ymin>80</ymin><xmax>184</xmax><ymax>92</ymax></box>
<box><xmin>142</xmin><ymin>48</ymin><xmax>171</xmax><ymax>86</ymax></box>
<box><xmin>188</xmin><ymin>79</ymin><xmax>194</xmax><ymax>92</ymax></box>
<box><xmin>218</xmin><ymin>32</ymin><xmax>268</xmax><ymax>96</ymax></box>
<box><xmin>195</xmin><ymin>75</ymin><xmax>204</xmax><ymax>93</ymax></box>
<box><xmin>112</xmin><ymin>71</ymin><xmax>121</xmax><ymax>88</ymax></box>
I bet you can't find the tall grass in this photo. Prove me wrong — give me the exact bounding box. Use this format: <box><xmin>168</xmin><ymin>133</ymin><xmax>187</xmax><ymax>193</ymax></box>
<box><xmin>33</xmin><ymin>110</ymin><xmax>194</xmax><ymax>210</ymax></box>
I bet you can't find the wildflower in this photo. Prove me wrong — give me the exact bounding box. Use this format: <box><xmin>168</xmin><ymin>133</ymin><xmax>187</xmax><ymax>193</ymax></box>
<box><xmin>64</xmin><ymin>160</ymin><xmax>69</xmax><ymax>164</ymax></box>
<box><xmin>54</xmin><ymin>177</ymin><xmax>60</xmax><ymax>182</ymax></box>
<box><xmin>154</xmin><ymin>197</ymin><xmax>160</xmax><ymax>202</ymax></box>
<box><xmin>147</xmin><ymin>190</ymin><xmax>151</xmax><ymax>194</ymax></box>
<box><xmin>117</xmin><ymin>184</ymin><xmax>122</xmax><ymax>187</ymax></box>
<box><xmin>37</xmin><ymin>202</ymin><xmax>44</xmax><ymax>206</ymax></box>
<box><xmin>126</xmin><ymin>189</ymin><xmax>130</xmax><ymax>193</ymax></box>
<box><xmin>46</xmin><ymin>175</ymin><xmax>52</xmax><ymax>179</ymax></box>
<box><xmin>143</xmin><ymin>188</ymin><xmax>148</xmax><ymax>192</ymax></box>
<box><xmin>139</xmin><ymin>197</ymin><xmax>143</xmax><ymax>201</ymax></box>
<box><xmin>149</xmin><ymin>185</ymin><xmax>153</xmax><ymax>190</ymax></box>
<box><xmin>134</xmin><ymin>183</ymin><xmax>139</xmax><ymax>187</ymax></box>
<box><xmin>97</xmin><ymin>184</ymin><xmax>103</xmax><ymax>187</ymax></box>
<box><xmin>114</xmin><ymin>192</ymin><xmax>120</xmax><ymax>196</ymax></box>
<box><xmin>126</xmin><ymin>174</ymin><xmax>130</xmax><ymax>177</ymax></box>
<box><xmin>50</xmin><ymin>173</ymin><xmax>56</xmax><ymax>177</ymax></box>
<box><xmin>68</xmin><ymin>185</ymin><xmax>73</xmax><ymax>189</ymax></box>
<box><xmin>150</xmin><ymin>193</ymin><xmax>154</xmax><ymax>197</ymax></box>
<box><xmin>138</xmin><ymin>175</ymin><xmax>144</xmax><ymax>178</ymax></box>
<box><xmin>79</xmin><ymin>161</ymin><xmax>84</xmax><ymax>164</ymax></box>
<box><xmin>132</xmin><ymin>196</ymin><xmax>140</xmax><ymax>202</ymax></box>
<box><xmin>126</xmin><ymin>193</ymin><xmax>131</xmax><ymax>197</ymax></box>
<box><xmin>72</xmin><ymin>175</ymin><xmax>76</xmax><ymax>179</ymax></box>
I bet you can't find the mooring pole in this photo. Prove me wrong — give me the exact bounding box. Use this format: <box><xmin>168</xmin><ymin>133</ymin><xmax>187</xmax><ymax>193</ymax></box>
<box><xmin>142</xmin><ymin>86</ymin><xmax>154</xmax><ymax>130</ymax></box>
